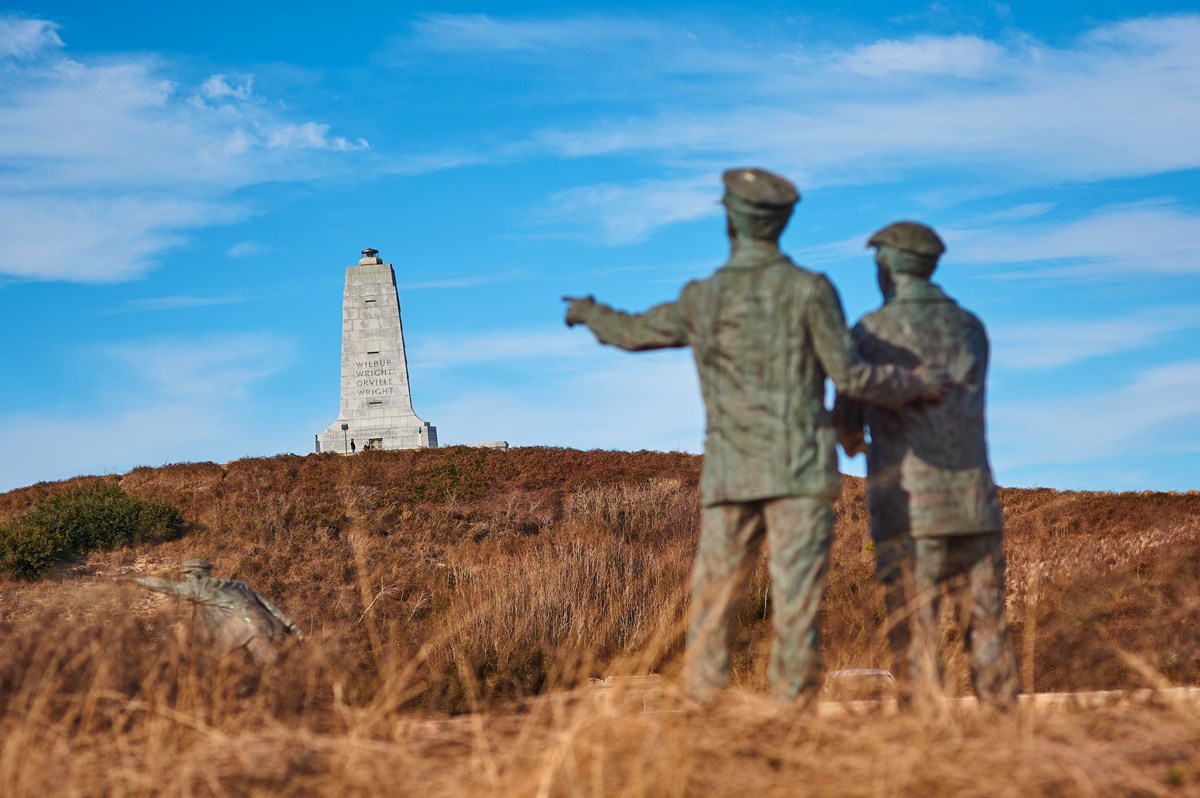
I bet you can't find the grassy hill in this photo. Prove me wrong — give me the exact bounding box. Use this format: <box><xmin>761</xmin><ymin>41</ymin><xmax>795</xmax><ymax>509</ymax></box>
<box><xmin>1</xmin><ymin>447</ymin><xmax>1198</xmax><ymax>795</ymax></box>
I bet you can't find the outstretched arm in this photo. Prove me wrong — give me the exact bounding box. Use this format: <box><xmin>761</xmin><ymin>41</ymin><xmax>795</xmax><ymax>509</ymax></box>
<box><xmin>256</xmin><ymin>594</ymin><xmax>301</xmax><ymax>640</ymax></box>
<box><xmin>564</xmin><ymin>295</ymin><xmax>688</xmax><ymax>351</ymax></box>
<box><xmin>133</xmin><ymin>576</ymin><xmax>196</xmax><ymax>599</ymax></box>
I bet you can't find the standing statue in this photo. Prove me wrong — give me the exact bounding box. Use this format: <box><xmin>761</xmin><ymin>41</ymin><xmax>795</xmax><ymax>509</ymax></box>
<box><xmin>564</xmin><ymin>169</ymin><xmax>948</xmax><ymax>702</ymax></box>
<box><xmin>833</xmin><ymin>221</ymin><xmax>1019</xmax><ymax>708</ymax></box>
<box><xmin>131</xmin><ymin>559</ymin><xmax>301</xmax><ymax>666</ymax></box>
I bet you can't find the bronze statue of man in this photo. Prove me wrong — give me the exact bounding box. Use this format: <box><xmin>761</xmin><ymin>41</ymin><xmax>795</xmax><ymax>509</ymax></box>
<box><xmin>132</xmin><ymin>559</ymin><xmax>301</xmax><ymax>666</ymax></box>
<box><xmin>833</xmin><ymin>221</ymin><xmax>1019</xmax><ymax>708</ymax></box>
<box><xmin>565</xmin><ymin>169</ymin><xmax>947</xmax><ymax>702</ymax></box>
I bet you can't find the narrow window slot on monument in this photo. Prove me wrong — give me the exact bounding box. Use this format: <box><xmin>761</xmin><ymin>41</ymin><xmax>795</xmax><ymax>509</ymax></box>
<box><xmin>367</xmin><ymin>350</ymin><xmax>380</xmax><ymax>354</ymax></box>
<box><xmin>368</xmin><ymin>400</ymin><xmax>383</xmax><ymax>405</ymax></box>
<box><xmin>365</xmin><ymin>298</ymin><xmax>376</xmax><ymax>304</ymax></box>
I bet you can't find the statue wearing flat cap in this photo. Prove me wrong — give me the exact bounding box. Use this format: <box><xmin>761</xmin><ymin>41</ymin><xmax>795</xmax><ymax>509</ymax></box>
<box><xmin>565</xmin><ymin>169</ymin><xmax>949</xmax><ymax>703</ymax></box>
<box><xmin>833</xmin><ymin>221</ymin><xmax>1019</xmax><ymax>708</ymax></box>
<box><xmin>130</xmin><ymin>559</ymin><xmax>301</xmax><ymax>666</ymax></box>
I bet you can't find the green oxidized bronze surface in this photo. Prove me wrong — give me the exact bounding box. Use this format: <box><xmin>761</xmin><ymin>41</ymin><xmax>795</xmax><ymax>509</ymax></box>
<box><xmin>134</xmin><ymin>562</ymin><xmax>300</xmax><ymax>666</ymax></box>
<box><xmin>565</xmin><ymin>170</ymin><xmax>944</xmax><ymax>701</ymax></box>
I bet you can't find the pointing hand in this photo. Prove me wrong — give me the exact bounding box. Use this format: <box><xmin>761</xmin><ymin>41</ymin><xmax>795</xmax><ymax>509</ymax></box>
<box><xmin>563</xmin><ymin>295</ymin><xmax>596</xmax><ymax>328</ymax></box>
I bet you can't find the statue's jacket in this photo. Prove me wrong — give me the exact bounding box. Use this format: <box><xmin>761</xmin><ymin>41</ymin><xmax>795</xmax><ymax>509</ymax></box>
<box><xmin>582</xmin><ymin>244</ymin><xmax>930</xmax><ymax>506</ymax></box>
<box><xmin>835</xmin><ymin>280</ymin><xmax>1003</xmax><ymax>538</ymax></box>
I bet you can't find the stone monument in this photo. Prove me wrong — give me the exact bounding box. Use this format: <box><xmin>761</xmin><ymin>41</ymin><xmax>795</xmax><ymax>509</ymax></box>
<box><xmin>317</xmin><ymin>248</ymin><xmax>437</xmax><ymax>453</ymax></box>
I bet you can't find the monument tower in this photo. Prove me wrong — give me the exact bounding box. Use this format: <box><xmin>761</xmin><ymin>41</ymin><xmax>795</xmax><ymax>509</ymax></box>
<box><xmin>317</xmin><ymin>248</ymin><xmax>437</xmax><ymax>453</ymax></box>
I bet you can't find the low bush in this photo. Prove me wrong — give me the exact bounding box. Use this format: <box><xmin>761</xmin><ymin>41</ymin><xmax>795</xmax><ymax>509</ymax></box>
<box><xmin>0</xmin><ymin>481</ymin><xmax>184</xmax><ymax>579</ymax></box>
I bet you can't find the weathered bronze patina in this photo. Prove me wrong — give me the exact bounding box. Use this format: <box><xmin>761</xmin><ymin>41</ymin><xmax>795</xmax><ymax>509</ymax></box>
<box><xmin>834</xmin><ymin>221</ymin><xmax>1019</xmax><ymax>708</ymax></box>
<box><xmin>565</xmin><ymin>170</ymin><xmax>946</xmax><ymax>702</ymax></box>
<box><xmin>133</xmin><ymin>559</ymin><xmax>301</xmax><ymax>666</ymax></box>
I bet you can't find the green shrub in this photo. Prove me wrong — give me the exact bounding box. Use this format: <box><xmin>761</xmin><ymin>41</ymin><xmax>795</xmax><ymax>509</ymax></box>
<box><xmin>0</xmin><ymin>481</ymin><xmax>185</xmax><ymax>580</ymax></box>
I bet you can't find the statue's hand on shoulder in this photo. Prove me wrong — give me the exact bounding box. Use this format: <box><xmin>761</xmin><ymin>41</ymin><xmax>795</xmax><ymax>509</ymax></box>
<box><xmin>563</xmin><ymin>295</ymin><xmax>596</xmax><ymax>327</ymax></box>
<box><xmin>914</xmin><ymin>364</ymin><xmax>952</xmax><ymax>403</ymax></box>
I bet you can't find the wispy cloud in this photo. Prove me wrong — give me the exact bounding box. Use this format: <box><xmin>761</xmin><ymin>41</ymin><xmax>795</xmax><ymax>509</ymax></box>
<box><xmin>397</xmin><ymin>12</ymin><xmax>769</xmax><ymax>80</ymax></box>
<box><xmin>948</xmin><ymin>201</ymin><xmax>1200</xmax><ymax>278</ymax></box>
<box><xmin>265</xmin><ymin>122</ymin><xmax>368</xmax><ymax>152</ymax></box>
<box><xmin>0</xmin><ymin>331</ymin><xmax>303</xmax><ymax>491</ymax></box>
<box><xmin>412</xmin><ymin>329</ymin><xmax>594</xmax><ymax>368</ymax></box>
<box><xmin>833</xmin><ymin>34</ymin><xmax>1005</xmax><ymax>78</ymax></box>
<box><xmin>0</xmin><ymin>16</ymin><xmax>61</xmax><ymax>58</ymax></box>
<box><xmin>198</xmin><ymin>73</ymin><xmax>254</xmax><ymax>102</ymax></box>
<box><xmin>396</xmin><ymin>270</ymin><xmax>527</xmax><ymax>290</ymax></box>
<box><xmin>408</xmin><ymin>13</ymin><xmax>663</xmax><ymax>53</ymax></box>
<box><xmin>961</xmin><ymin>202</ymin><xmax>1058</xmax><ymax>226</ymax></box>
<box><xmin>0</xmin><ymin>195</ymin><xmax>241</xmax><ymax>282</ymax></box>
<box><xmin>992</xmin><ymin>307</ymin><xmax>1200</xmax><ymax>369</ymax></box>
<box><xmin>226</xmin><ymin>241</ymin><xmax>269</xmax><ymax>258</ymax></box>
<box><xmin>0</xmin><ymin>15</ymin><xmax>369</xmax><ymax>282</ymax></box>
<box><xmin>520</xmin><ymin>14</ymin><xmax>1200</xmax><ymax>242</ymax></box>
<box><xmin>545</xmin><ymin>175</ymin><xmax>721</xmax><ymax>244</ymax></box>
<box><xmin>992</xmin><ymin>358</ymin><xmax>1200</xmax><ymax>468</ymax></box>
<box><xmin>100</xmin><ymin>333</ymin><xmax>297</xmax><ymax>398</ymax></box>
<box><xmin>425</xmin><ymin>346</ymin><xmax>702</xmax><ymax>451</ymax></box>
<box><xmin>107</xmin><ymin>294</ymin><xmax>250</xmax><ymax>314</ymax></box>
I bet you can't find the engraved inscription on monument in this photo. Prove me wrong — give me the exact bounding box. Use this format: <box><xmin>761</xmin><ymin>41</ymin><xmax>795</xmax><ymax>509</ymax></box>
<box><xmin>317</xmin><ymin>248</ymin><xmax>437</xmax><ymax>453</ymax></box>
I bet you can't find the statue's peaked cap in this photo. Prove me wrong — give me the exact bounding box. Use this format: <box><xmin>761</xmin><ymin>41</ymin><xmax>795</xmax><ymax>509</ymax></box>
<box><xmin>867</xmin><ymin>221</ymin><xmax>945</xmax><ymax>257</ymax></box>
<box><xmin>722</xmin><ymin>168</ymin><xmax>799</xmax><ymax>209</ymax></box>
<box><xmin>180</xmin><ymin>559</ymin><xmax>215</xmax><ymax>575</ymax></box>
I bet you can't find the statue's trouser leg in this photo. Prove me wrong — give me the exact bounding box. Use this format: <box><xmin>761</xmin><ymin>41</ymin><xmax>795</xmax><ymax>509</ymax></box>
<box><xmin>873</xmin><ymin>534</ymin><xmax>915</xmax><ymax>690</ymax></box>
<box><xmin>685</xmin><ymin>501</ymin><xmax>766</xmax><ymax>701</ymax></box>
<box><xmin>763</xmin><ymin>496</ymin><xmax>833</xmax><ymax>701</ymax></box>
<box><xmin>955</xmin><ymin>533</ymin><xmax>1019</xmax><ymax>708</ymax></box>
<box><xmin>913</xmin><ymin>533</ymin><xmax>1019</xmax><ymax>707</ymax></box>
<box><xmin>911</xmin><ymin>537</ymin><xmax>949</xmax><ymax>704</ymax></box>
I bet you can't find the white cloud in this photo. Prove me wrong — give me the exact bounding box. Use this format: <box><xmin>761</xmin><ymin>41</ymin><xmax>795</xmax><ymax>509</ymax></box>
<box><xmin>834</xmin><ymin>34</ymin><xmax>1005</xmax><ymax>78</ymax></box>
<box><xmin>0</xmin><ymin>332</ymin><xmax>303</xmax><ymax>491</ymax></box>
<box><xmin>991</xmin><ymin>359</ymin><xmax>1200</xmax><ymax>467</ymax></box>
<box><xmin>547</xmin><ymin>176</ymin><xmax>721</xmax><ymax>244</ymax></box>
<box><xmin>526</xmin><ymin>15</ymin><xmax>1200</xmax><ymax>242</ymax></box>
<box><xmin>413</xmin><ymin>329</ymin><xmax>595</xmax><ymax>367</ymax></box>
<box><xmin>425</xmin><ymin>347</ymin><xmax>703</xmax><ymax>451</ymax></box>
<box><xmin>0</xmin><ymin>195</ymin><xmax>239</xmax><ymax>282</ymax></box>
<box><xmin>199</xmin><ymin>73</ymin><xmax>254</xmax><ymax>101</ymax></box>
<box><xmin>992</xmin><ymin>308</ymin><xmax>1200</xmax><ymax>369</ymax></box>
<box><xmin>401</xmin><ymin>12</ymin><xmax>769</xmax><ymax>80</ymax></box>
<box><xmin>409</xmin><ymin>13</ymin><xmax>663</xmax><ymax>53</ymax></box>
<box><xmin>100</xmin><ymin>333</ymin><xmax>297</xmax><ymax>399</ymax></box>
<box><xmin>0</xmin><ymin>16</ymin><xmax>62</xmax><ymax>59</ymax></box>
<box><xmin>0</xmin><ymin>16</ymin><xmax>369</xmax><ymax>282</ymax></box>
<box><xmin>108</xmin><ymin>294</ymin><xmax>250</xmax><ymax>313</ymax></box>
<box><xmin>947</xmin><ymin>201</ymin><xmax>1200</xmax><ymax>277</ymax></box>
<box><xmin>266</xmin><ymin>122</ymin><xmax>368</xmax><ymax>152</ymax></box>
<box><xmin>395</xmin><ymin>270</ymin><xmax>527</xmax><ymax>290</ymax></box>
<box><xmin>961</xmin><ymin>202</ymin><xmax>1057</xmax><ymax>225</ymax></box>
<box><xmin>226</xmin><ymin>241</ymin><xmax>269</xmax><ymax>258</ymax></box>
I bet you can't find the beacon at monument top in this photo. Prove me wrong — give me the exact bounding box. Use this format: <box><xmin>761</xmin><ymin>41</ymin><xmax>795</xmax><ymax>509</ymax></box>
<box><xmin>316</xmin><ymin>248</ymin><xmax>437</xmax><ymax>453</ymax></box>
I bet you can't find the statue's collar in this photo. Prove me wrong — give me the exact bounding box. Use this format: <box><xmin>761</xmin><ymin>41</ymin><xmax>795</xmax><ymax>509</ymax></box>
<box><xmin>726</xmin><ymin>242</ymin><xmax>787</xmax><ymax>269</ymax></box>
<box><xmin>891</xmin><ymin>280</ymin><xmax>951</xmax><ymax>303</ymax></box>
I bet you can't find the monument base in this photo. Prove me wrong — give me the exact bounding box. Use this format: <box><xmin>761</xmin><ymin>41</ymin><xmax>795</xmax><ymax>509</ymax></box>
<box><xmin>317</xmin><ymin>417</ymin><xmax>438</xmax><ymax>454</ymax></box>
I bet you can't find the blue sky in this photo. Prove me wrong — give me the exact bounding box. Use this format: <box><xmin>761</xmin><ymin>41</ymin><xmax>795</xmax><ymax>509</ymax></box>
<box><xmin>0</xmin><ymin>1</ymin><xmax>1197</xmax><ymax>492</ymax></box>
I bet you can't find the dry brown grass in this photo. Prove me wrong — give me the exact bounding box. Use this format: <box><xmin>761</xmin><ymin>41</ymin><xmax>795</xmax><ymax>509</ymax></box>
<box><xmin>1</xmin><ymin>447</ymin><xmax>1199</xmax><ymax>795</ymax></box>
